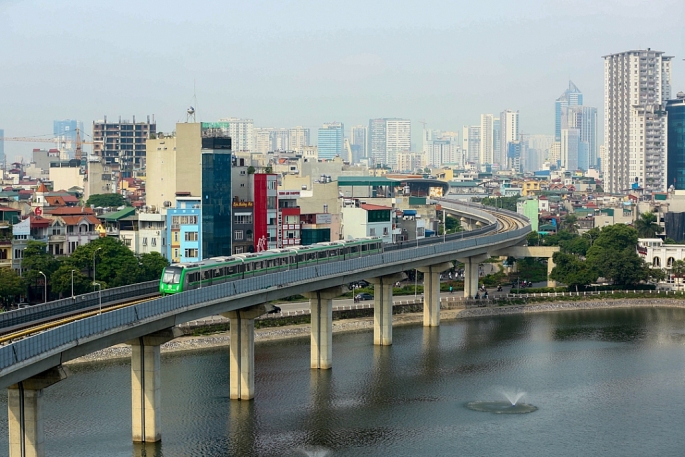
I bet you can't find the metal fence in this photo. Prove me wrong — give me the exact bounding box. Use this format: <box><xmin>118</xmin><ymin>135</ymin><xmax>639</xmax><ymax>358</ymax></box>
<box><xmin>0</xmin><ymin>211</ymin><xmax>530</xmax><ymax>374</ymax></box>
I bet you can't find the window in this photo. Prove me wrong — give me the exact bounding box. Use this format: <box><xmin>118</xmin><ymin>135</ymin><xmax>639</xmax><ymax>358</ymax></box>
<box><xmin>123</xmin><ymin>238</ymin><xmax>132</xmax><ymax>247</ymax></box>
<box><xmin>151</xmin><ymin>238</ymin><xmax>157</xmax><ymax>247</ymax></box>
<box><xmin>267</xmin><ymin>196</ymin><xmax>277</xmax><ymax>209</ymax></box>
<box><xmin>235</xmin><ymin>230</ymin><xmax>244</xmax><ymax>240</ymax></box>
<box><xmin>185</xmin><ymin>248</ymin><xmax>198</xmax><ymax>258</ymax></box>
<box><xmin>369</xmin><ymin>228</ymin><xmax>376</xmax><ymax>236</ymax></box>
<box><xmin>323</xmin><ymin>204</ymin><xmax>328</xmax><ymax>213</ymax></box>
<box><xmin>185</xmin><ymin>232</ymin><xmax>198</xmax><ymax>241</ymax></box>
<box><xmin>14</xmin><ymin>249</ymin><xmax>22</xmax><ymax>259</ymax></box>
<box><xmin>173</xmin><ymin>248</ymin><xmax>179</xmax><ymax>258</ymax></box>
<box><xmin>234</xmin><ymin>246</ymin><xmax>244</xmax><ymax>254</ymax></box>
<box><xmin>234</xmin><ymin>214</ymin><xmax>253</xmax><ymax>224</ymax></box>
<box><xmin>173</xmin><ymin>232</ymin><xmax>179</xmax><ymax>243</ymax></box>
<box><xmin>383</xmin><ymin>227</ymin><xmax>389</xmax><ymax>236</ymax></box>
<box><xmin>267</xmin><ymin>180</ymin><xmax>277</xmax><ymax>190</ymax></box>
<box><xmin>142</xmin><ymin>237</ymin><xmax>148</xmax><ymax>246</ymax></box>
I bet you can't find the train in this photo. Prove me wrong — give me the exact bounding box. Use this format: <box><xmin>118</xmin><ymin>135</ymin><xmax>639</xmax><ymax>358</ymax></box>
<box><xmin>159</xmin><ymin>237</ymin><xmax>384</xmax><ymax>295</ymax></box>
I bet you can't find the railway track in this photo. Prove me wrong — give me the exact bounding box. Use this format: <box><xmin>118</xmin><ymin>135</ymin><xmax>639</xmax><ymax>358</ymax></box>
<box><xmin>0</xmin><ymin>295</ymin><xmax>160</xmax><ymax>346</ymax></box>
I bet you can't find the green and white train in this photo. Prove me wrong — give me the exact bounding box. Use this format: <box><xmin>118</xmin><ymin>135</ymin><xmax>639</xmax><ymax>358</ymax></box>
<box><xmin>159</xmin><ymin>237</ymin><xmax>384</xmax><ymax>295</ymax></box>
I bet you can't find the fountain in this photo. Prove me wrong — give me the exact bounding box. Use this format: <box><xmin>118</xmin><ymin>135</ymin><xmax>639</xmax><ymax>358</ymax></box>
<box><xmin>296</xmin><ymin>446</ymin><xmax>332</xmax><ymax>457</ymax></box>
<box><xmin>466</xmin><ymin>388</ymin><xmax>537</xmax><ymax>414</ymax></box>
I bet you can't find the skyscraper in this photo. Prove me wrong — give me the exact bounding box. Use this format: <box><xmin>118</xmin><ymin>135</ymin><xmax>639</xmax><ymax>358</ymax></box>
<box><xmin>462</xmin><ymin>125</ymin><xmax>481</xmax><ymax>165</ymax></box>
<box><xmin>318</xmin><ymin>122</ymin><xmax>344</xmax><ymax>159</ymax></box>
<box><xmin>555</xmin><ymin>81</ymin><xmax>583</xmax><ymax>142</ymax></box>
<box><xmin>565</xmin><ymin>106</ymin><xmax>598</xmax><ymax>169</ymax></box>
<box><xmin>479</xmin><ymin>114</ymin><xmax>494</xmax><ymax>164</ymax></box>
<box><xmin>350</xmin><ymin>125</ymin><xmax>367</xmax><ymax>160</ymax></box>
<box><xmin>289</xmin><ymin>126</ymin><xmax>310</xmax><ymax>153</ymax></box>
<box><xmin>218</xmin><ymin>118</ymin><xmax>254</xmax><ymax>152</ymax></box>
<box><xmin>367</xmin><ymin>118</ymin><xmax>411</xmax><ymax>168</ymax></box>
<box><xmin>604</xmin><ymin>49</ymin><xmax>672</xmax><ymax>193</ymax></box>
<box><xmin>53</xmin><ymin>119</ymin><xmax>84</xmax><ymax>158</ymax></box>
<box><xmin>92</xmin><ymin>115</ymin><xmax>156</xmax><ymax>178</ymax></box>
<box><xmin>666</xmin><ymin>92</ymin><xmax>685</xmax><ymax>190</ymax></box>
<box><xmin>499</xmin><ymin>110</ymin><xmax>519</xmax><ymax>168</ymax></box>
<box><xmin>201</xmin><ymin>136</ymin><xmax>233</xmax><ymax>258</ymax></box>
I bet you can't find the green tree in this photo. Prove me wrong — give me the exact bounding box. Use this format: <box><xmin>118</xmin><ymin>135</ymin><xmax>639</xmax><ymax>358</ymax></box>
<box><xmin>49</xmin><ymin>265</ymin><xmax>93</xmax><ymax>298</ymax></box>
<box><xmin>68</xmin><ymin>237</ymin><xmax>141</xmax><ymax>288</ymax></box>
<box><xmin>0</xmin><ymin>268</ymin><xmax>25</xmax><ymax>308</ymax></box>
<box><xmin>479</xmin><ymin>196</ymin><xmax>518</xmax><ymax>212</ymax></box>
<box><xmin>671</xmin><ymin>259</ymin><xmax>685</xmax><ymax>286</ymax></box>
<box><xmin>22</xmin><ymin>241</ymin><xmax>61</xmax><ymax>289</ymax></box>
<box><xmin>526</xmin><ymin>231</ymin><xmax>540</xmax><ymax>246</ymax></box>
<box><xmin>585</xmin><ymin>225</ymin><xmax>651</xmax><ymax>286</ymax></box>
<box><xmin>582</xmin><ymin>227</ymin><xmax>601</xmax><ymax>247</ymax></box>
<box><xmin>247</xmin><ymin>166</ymin><xmax>255</xmax><ymax>174</ymax></box>
<box><xmin>664</xmin><ymin>237</ymin><xmax>678</xmax><ymax>244</ymax></box>
<box><xmin>561</xmin><ymin>213</ymin><xmax>578</xmax><ymax>234</ymax></box>
<box><xmin>633</xmin><ymin>212</ymin><xmax>661</xmax><ymax>238</ymax></box>
<box><xmin>86</xmin><ymin>193</ymin><xmax>126</xmax><ymax>208</ymax></box>
<box><xmin>138</xmin><ymin>252</ymin><xmax>170</xmax><ymax>282</ymax></box>
<box><xmin>550</xmin><ymin>252</ymin><xmax>598</xmax><ymax>289</ymax></box>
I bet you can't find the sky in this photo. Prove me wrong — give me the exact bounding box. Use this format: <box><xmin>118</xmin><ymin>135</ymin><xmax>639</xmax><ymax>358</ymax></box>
<box><xmin>1</xmin><ymin>0</ymin><xmax>684</xmax><ymax>160</ymax></box>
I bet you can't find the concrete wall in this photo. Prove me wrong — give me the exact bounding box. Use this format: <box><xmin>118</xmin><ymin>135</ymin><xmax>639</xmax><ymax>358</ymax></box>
<box><xmin>49</xmin><ymin>166</ymin><xmax>82</xmax><ymax>192</ymax></box>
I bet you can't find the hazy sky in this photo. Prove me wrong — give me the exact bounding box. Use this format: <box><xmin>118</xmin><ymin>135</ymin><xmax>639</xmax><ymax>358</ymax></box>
<box><xmin>1</xmin><ymin>0</ymin><xmax>684</xmax><ymax>159</ymax></box>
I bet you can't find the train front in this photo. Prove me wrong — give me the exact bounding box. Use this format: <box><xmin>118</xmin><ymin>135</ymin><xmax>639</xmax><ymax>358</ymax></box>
<box><xmin>160</xmin><ymin>266</ymin><xmax>184</xmax><ymax>295</ymax></box>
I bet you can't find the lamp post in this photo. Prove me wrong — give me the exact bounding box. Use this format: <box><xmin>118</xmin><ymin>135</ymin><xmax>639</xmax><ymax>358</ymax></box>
<box><xmin>93</xmin><ymin>247</ymin><xmax>102</xmax><ymax>290</ymax></box>
<box><xmin>38</xmin><ymin>271</ymin><xmax>47</xmax><ymax>303</ymax></box>
<box><xmin>71</xmin><ymin>269</ymin><xmax>76</xmax><ymax>299</ymax></box>
<box><xmin>93</xmin><ymin>282</ymin><xmax>102</xmax><ymax>315</ymax></box>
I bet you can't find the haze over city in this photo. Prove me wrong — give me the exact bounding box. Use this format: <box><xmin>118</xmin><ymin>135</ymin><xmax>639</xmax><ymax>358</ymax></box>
<box><xmin>1</xmin><ymin>0</ymin><xmax>684</xmax><ymax>159</ymax></box>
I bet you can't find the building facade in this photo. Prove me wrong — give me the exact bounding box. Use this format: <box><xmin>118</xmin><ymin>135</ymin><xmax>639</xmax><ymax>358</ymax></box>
<box><xmin>251</xmin><ymin>174</ymin><xmax>278</xmax><ymax>251</ymax></box>
<box><xmin>288</xmin><ymin>126</ymin><xmax>310</xmax><ymax>153</ymax></box>
<box><xmin>350</xmin><ymin>125</ymin><xmax>367</xmax><ymax>161</ymax></box>
<box><xmin>667</xmin><ymin>92</ymin><xmax>685</xmax><ymax>190</ymax></box>
<box><xmin>318</xmin><ymin>122</ymin><xmax>344</xmax><ymax>160</ymax></box>
<box><xmin>92</xmin><ymin>115</ymin><xmax>155</xmax><ymax>178</ymax></box>
<box><xmin>604</xmin><ymin>49</ymin><xmax>672</xmax><ymax>193</ymax></box>
<box><xmin>218</xmin><ymin>118</ymin><xmax>253</xmax><ymax>152</ymax></box>
<box><xmin>201</xmin><ymin>136</ymin><xmax>232</xmax><ymax>258</ymax></box>
<box><xmin>480</xmin><ymin>114</ymin><xmax>494</xmax><ymax>165</ymax></box>
<box><xmin>462</xmin><ymin>125</ymin><xmax>481</xmax><ymax>165</ymax></box>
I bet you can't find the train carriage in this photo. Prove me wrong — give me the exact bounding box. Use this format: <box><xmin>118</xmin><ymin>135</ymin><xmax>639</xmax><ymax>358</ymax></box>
<box><xmin>159</xmin><ymin>237</ymin><xmax>383</xmax><ymax>295</ymax></box>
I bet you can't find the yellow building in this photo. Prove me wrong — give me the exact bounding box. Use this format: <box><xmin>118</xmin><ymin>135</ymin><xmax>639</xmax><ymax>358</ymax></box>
<box><xmin>521</xmin><ymin>180</ymin><xmax>541</xmax><ymax>196</ymax></box>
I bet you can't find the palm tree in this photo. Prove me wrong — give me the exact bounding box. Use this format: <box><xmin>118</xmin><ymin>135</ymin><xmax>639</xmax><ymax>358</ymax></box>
<box><xmin>561</xmin><ymin>214</ymin><xmax>578</xmax><ymax>234</ymax></box>
<box><xmin>634</xmin><ymin>212</ymin><xmax>661</xmax><ymax>238</ymax></box>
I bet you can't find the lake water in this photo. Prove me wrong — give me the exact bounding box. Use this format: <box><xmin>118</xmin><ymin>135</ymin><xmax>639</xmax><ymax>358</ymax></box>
<box><xmin>1</xmin><ymin>307</ymin><xmax>685</xmax><ymax>456</ymax></box>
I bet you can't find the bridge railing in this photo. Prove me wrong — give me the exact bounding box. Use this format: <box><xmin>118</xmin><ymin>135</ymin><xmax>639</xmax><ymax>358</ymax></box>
<box><xmin>0</xmin><ymin>215</ymin><xmax>530</xmax><ymax>375</ymax></box>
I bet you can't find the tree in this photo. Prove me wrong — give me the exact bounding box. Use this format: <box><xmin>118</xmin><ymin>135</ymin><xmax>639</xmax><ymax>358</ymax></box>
<box><xmin>86</xmin><ymin>193</ymin><xmax>126</xmax><ymax>208</ymax></box>
<box><xmin>479</xmin><ymin>196</ymin><xmax>518</xmax><ymax>212</ymax></box>
<box><xmin>444</xmin><ymin>215</ymin><xmax>462</xmax><ymax>233</ymax></box>
<box><xmin>49</xmin><ymin>265</ymin><xmax>93</xmax><ymax>298</ymax></box>
<box><xmin>0</xmin><ymin>268</ymin><xmax>25</xmax><ymax>308</ymax></box>
<box><xmin>22</xmin><ymin>241</ymin><xmax>60</xmax><ymax>287</ymax></box>
<box><xmin>561</xmin><ymin>214</ymin><xmax>578</xmax><ymax>234</ymax></box>
<box><xmin>634</xmin><ymin>212</ymin><xmax>661</xmax><ymax>238</ymax></box>
<box><xmin>526</xmin><ymin>231</ymin><xmax>540</xmax><ymax>246</ymax></box>
<box><xmin>138</xmin><ymin>252</ymin><xmax>170</xmax><ymax>282</ymax></box>
<box><xmin>550</xmin><ymin>252</ymin><xmax>598</xmax><ymax>289</ymax></box>
<box><xmin>671</xmin><ymin>260</ymin><xmax>685</xmax><ymax>286</ymax></box>
<box><xmin>68</xmin><ymin>237</ymin><xmax>141</xmax><ymax>288</ymax></box>
<box><xmin>585</xmin><ymin>225</ymin><xmax>651</xmax><ymax>286</ymax></box>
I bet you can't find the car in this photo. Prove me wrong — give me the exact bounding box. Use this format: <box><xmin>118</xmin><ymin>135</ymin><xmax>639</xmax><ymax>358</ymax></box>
<box><xmin>267</xmin><ymin>305</ymin><xmax>282</xmax><ymax>314</ymax></box>
<box><xmin>349</xmin><ymin>280</ymin><xmax>370</xmax><ymax>289</ymax></box>
<box><xmin>355</xmin><ymin>293</ymin><xmax>374</xmax><ymax>301</ymax></box>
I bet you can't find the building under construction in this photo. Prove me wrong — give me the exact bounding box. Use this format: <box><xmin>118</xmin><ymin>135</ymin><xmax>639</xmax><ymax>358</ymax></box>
<box><xmin>92</xmin><ymin>115</ymin><xmax>156</xmax><ymax>179</ymax></box>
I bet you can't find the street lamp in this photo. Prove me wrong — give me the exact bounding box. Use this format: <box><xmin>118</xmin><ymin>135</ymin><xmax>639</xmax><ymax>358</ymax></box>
<box><xmin>71</xmin><ymin>269</ymin><xmax>76</xmax><ymax>299</ymax></box>
<box><xmin>38</xmin><ymin>271</ymin><xmax>47</xmax><ymax>303</ymax></box>
<box><xmin>93</xmin><ymin>247</ymin><xmax>102</xmax><ymax>290</ymax></box>
<box><xmin>93</xmin><ymin>282</ymin><xmax>102</xmax><ymax>315</ymax></box>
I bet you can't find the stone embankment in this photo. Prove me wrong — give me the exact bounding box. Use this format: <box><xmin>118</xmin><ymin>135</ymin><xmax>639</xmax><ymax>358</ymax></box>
<box><xmin>66</xmin><ymin>298</ymin><xmax>685</xmax><ymax>365</ymax></box>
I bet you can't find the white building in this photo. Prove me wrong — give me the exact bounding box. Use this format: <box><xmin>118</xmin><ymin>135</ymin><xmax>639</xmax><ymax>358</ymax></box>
<box><xmin>462</xmin><ymin>125</ymin><xmax>481</xmax><ymax>165</ymax></box>
<box><xmin>561</xmin><ymin>128</ymin><xmax>580</xmax><ymax>171</ymax></box>
<box><xmin>341</xmin><ymin>203</ymin><xmax>393</xmax><ymax>244</ymax></box>
<box><xmin>218</xmin><ymin>118</ymin><xmax>254</xmax><ymax>152</ymax></box>
<box><xmin>499</xmin><ymin>109</ymin><xmax>519</xmax><ymax>167</ymax></box>
<box><xmin>288</xmin><ymin>126</ymin><xmax>310</xmax><ymax>153</ymax></box>
<box><xmin>603</xmin><ymin>49</ymin><xmax>672</xmax><ymax>193</ymax></box>
<box><xmin>396</xmin><ymin>151</ymin><xmax>426</xmax><ymax>172</ymax></box>
<box><xmin>479</xmin><ymin>114</ymin><xmax>494</xmax><ymax>164</ymax></box>
<box><xmin>385</xmin><ymin>119</ymin><xmax>411</xmax><ymax>168</ymax></box>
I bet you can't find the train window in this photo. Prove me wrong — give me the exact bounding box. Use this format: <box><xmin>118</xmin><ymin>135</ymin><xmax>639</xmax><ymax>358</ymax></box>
<box><xmin>163</xmin><ymin>269</ymin><xmax>181</xmax><ymax>284</ymax></box>
<box><xmin>203</xmin><ymin>270</ymin><xmax>211</xmax><ymax>280</ymax></box>
<box><xmin>215</xmin><ymin>268</ymin><xmax>222</xmax><ymax>277</ymax></box>
<box><xmin>318</xmin><ymin>251</ymin><xmax>327</xmax><ymax>259</ymax></box>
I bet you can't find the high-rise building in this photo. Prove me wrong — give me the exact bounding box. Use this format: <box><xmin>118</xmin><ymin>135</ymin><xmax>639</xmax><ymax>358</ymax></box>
<box><xmin>604</xmin><ymin>49</ymin><xmax>672</xmax><ymax>193</ymax></box>
<box><xmin>350</xmin><ymin>125</ymin><xmax>367</xmax><ymax>160</ymax></box>
<box><xmin>218</xmin><ymin>118</ymin><xmax>254</xmax><ymax>152</ymax></box>
<box><xmin>92</xmin><ymin>115</ymin><xmax>156</xmax><ymax>178</ymax></box>
<box><xmin>499</xmin><ymin>110</ymin><xmax>519</xmax><ymax>168</ymax></box>
<box><xmin>555</xmin><ymin>81</ymin><xmax>583</xmax><ymax>142</ymax></box>
<box><xmin>493</xmin><ymin>118</ymin><xmax>501</xmax><ymax>163</ymax></box>
<box><xmin>565</xmin><ymin>106</ymin><xmax>598</xmax><ymax>169</ymax></box>
<box><xmin>318</xmin><ymin>122</ymin><xmax>344</xmax><ymax>160</ymax></box>
<box><xmin>385</xmin><ymin>119</ymin><xmax>411</xmax><ymax>168</ymax></box>
<box><xmin>289</xmin><ymin>126</ymin><xmax>310</xmax><ymax>153</ymax></box>
<box><xmin>666</xmin><ymin>92</ymin><xmax>685</xmax><ymax>190</ymax></box>
<box><xmin>53</xmin><ymin>119</ymin><xmax>84</xmax><ymax>158</ymax></box>
<box><xmin>397</xmin><ymin>151</ymin><xmax>426</xmax><ymax>172</ymax></box>
<box><xmin>462</xmin><ymin>126</ymin><xmax>481</xmax><ymax>165</ymax></box>
<box><xmin>426</xmin><ymin>137</ymin><xmax>461</xmax><ymax>168</ymax></box>
<box><xmin>201</xmin><ymin>136</ymin><xmax>233</xmax><ymax>258</ymax></box>
<box><xmin>561</xmin><ymin>129</ymin><xmax>580</xmax><ymax>171</ymax></box>
<box><xmin>479</xmin><ymin>114</ymin><xmax>494</xmax><ymax>165</ymax></box>
<box><xmin>272</xmin><ymin>128</ymin><xmax>289</xmax><ymax>151</ymax></box>
<box><xmin>367</xmin><ymin>118</ymin><xmax>410</xmax><ymax>167</ymax></box>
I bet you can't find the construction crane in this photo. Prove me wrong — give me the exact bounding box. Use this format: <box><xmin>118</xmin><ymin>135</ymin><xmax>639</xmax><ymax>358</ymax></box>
<box><xmin>0</xmin><ymin>128</ymin><xmax>95</xmax><ymax>161</ymax></box>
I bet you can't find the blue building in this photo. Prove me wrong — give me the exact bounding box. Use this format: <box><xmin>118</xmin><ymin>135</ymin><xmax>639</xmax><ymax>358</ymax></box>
<box><xmin>318</xmin><ymin>122</ymin><xmax>344</xmax><ymax>160</ymax></box>
<box><xmin>555</xmin><ymin>81</ymin><xmax>583</xmax><ymax>142</ymax></box>
<box><xmin>667</xmin><ymin>92</ymin><xmax>685</xmax><ymax>190</ymax></box>
<box><xmin>167</xmin><ymin>196</ymin><xmax>202</xmax><ymax>263</ymax></box>
<box><xmin>201</xmin><ymin>136</ymin><xmax>232</xmax><ymax>257</ymax></box>
<box><xmin>53</xmin><ymin>119</ymin><xmax>84</xmax><ymax>156</ymax></box>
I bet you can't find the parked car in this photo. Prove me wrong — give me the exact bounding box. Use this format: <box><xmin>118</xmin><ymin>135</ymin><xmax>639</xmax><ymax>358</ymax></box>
<box><xmin>355</xmin><ymin>293</ymin><xmax>374</xmax><ymax>301</ymax></box>
<box><xmin>267</xmin><ymin>305</ymin><xmax>282</xmax><ymax>314</ymax></box>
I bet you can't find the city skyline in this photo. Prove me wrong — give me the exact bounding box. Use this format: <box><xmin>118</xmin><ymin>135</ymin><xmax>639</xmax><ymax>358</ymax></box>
<box><xmin>1</xmin><ymin>0</ymin><xmax>683</xmax><ymax>160</ymax></box>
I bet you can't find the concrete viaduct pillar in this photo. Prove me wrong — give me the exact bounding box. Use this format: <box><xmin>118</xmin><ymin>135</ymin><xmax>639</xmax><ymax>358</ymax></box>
<box><xmin>417</xmin><ymin>262</ymin><xmax>453</xmax><ymax>327</ymax></box>
<box><xmin>368</xmin><ymin>273</ymin><xmax>405</xmax><ymax>346</ymax></box>
<box><xmin>490</xmin><ymin>246</ymin><xmax>560</xmax><ymax>288</ymax></box>
<box><xmin>457</xmin><ymin>254</ymin><xmax>490</xmax><ymax>298</ymax></box>
<box><xmin>303</xmin><ymin>286</ymin><xmax>345</xmax><ymax>370</ymax></box>
<box><xmin>8</xmin><ymin>366</ymin><xmax>67</xmax><ymax>457</ymax></box>
<box><xmin>222</xmin><ymin>304</ymin><xmax>271</xmax><ymax>401</ymax></box>
<box><xmin>127</xmin><ymin>327</ymin><xmax>182</xmax><ymax>443</ymax></box>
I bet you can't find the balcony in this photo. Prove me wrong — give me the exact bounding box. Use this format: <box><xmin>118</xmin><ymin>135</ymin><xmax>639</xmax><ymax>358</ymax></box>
<box><xmin>49</xmin><ymin>234</ymin><xmax>66</xmax><ymax>243</ymax></box>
